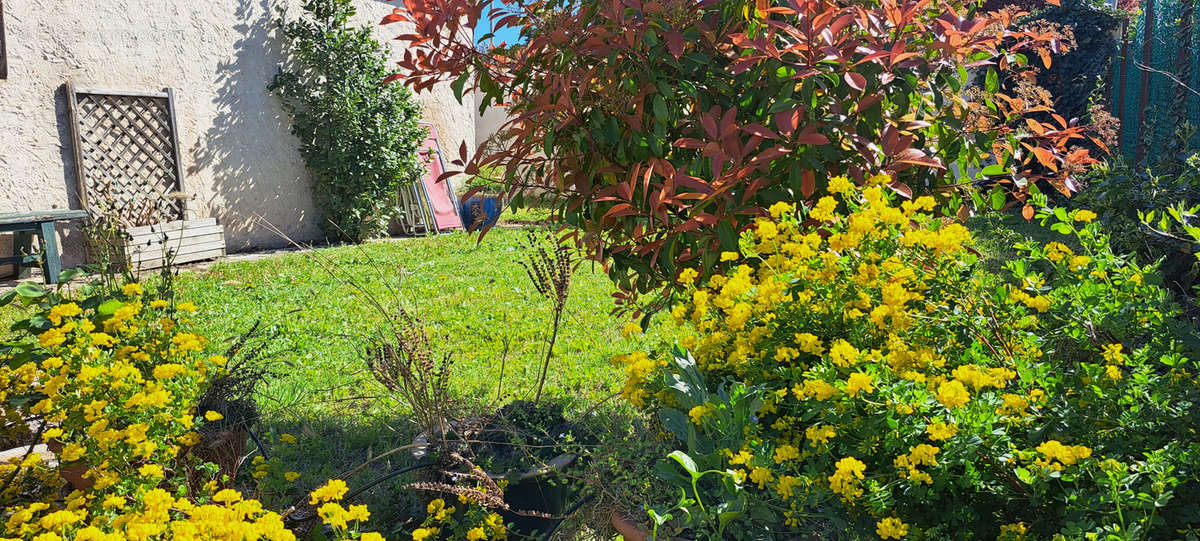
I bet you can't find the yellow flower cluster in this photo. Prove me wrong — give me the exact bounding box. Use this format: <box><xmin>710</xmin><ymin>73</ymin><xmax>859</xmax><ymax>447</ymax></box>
<box><xmin>611</xmin><ymin>351</ymin><xmax>666</xmax><ymax>407</ymax></box>
<box><xmin>616</xmin><ymin>179</ymin><xmax>1103</xmax><ymax>533</ymax></box>
<box><xmin>1035</xmin><ymin>440</ymin><xmax>1093</xmax><ymax>471</ymax></box>
<box><xmin>410</xmin><ymin>497</ymin><xmax>506</xmax><ymax>540</ymax></box>
<box><xmin>876</xmin><ymin>517</ymin><xmax>910</xmax><ymax>539</ymax></box>
<box><xmin>893</xmin><ymin>444</ymin><xmax>939</xmax><ymax>485</ymax></box>
<box><xmin>828</xmin><ymin>457</ymin><xmax>867</xmax><ymax>499</ymax></box>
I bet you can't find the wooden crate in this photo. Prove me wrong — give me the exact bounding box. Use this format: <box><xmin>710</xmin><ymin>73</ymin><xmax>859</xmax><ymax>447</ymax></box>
<box><xmin>124</xmin><ymin>218</ymin><xmax>226</xmax><ymax>269</ymax></box>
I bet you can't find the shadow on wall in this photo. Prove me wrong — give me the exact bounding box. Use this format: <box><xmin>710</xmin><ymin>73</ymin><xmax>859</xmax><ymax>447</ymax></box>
<box><xmin>189</xmin><ymin>0</ymin><xmax>322</xmax><ymax>253</ymax></box>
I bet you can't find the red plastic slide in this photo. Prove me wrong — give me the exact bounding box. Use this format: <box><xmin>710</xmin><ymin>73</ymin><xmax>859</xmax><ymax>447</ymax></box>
<box><xmin>418</xmin><ymin>123</ymin><xmax>463</xmax><ymax>231</ymax></box>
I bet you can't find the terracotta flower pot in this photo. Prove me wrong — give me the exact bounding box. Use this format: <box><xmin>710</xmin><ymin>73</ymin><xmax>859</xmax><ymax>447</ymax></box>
<box><xmin>45</xmin><ymin>440</ymin><xmax>93</xmax><ymax>491</ymax></box>
<box><xmin>610</xmin><ymin>510</ymin><xmax>691</xmax><ymax>541</ymax></box>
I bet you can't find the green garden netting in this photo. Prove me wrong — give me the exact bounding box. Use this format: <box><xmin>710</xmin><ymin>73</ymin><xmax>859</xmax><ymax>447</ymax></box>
<box><xmin>1112</xmin><ymin>1</ymin><xmax>1200</xmax><ymax>163</ymax></box>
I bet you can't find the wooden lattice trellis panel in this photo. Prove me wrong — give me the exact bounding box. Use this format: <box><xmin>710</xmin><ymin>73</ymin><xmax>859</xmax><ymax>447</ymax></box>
<box><xmin>66</xmin><ymin>82</ymin><xmax>187</xmax><ymax>227</ymax></box>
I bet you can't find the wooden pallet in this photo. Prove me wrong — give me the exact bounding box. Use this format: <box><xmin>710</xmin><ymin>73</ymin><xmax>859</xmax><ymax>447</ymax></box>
<box><xmin>124</xmin><ymin>218</ymin><xmax>226</xmax><ymax>269</ymax></box>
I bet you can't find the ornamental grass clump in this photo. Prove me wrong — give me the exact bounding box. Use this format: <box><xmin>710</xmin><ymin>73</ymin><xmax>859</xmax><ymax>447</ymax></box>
<box><xmin>517</xmin><ymin>230</ymin><xmax>574</xmax><ymax>404</ymax></box>
<box><xmin>0</xmin><ymin>283</ymin><xmax>381</xmax><ymax>540</ymax></box>
<box><xmin>616</xmin><ymin>176</ymin><xmax>1200</xmax><ymax>539</ymax></box>
<box><xmin>367</xmin><ymin>307</ymin><xmax>458</xmax><ymax>444</ymax></box>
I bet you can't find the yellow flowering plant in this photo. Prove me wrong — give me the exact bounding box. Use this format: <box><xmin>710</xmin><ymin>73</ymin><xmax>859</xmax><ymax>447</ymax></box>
<box><xmin>0</xmin><ymin>282</ymin><xmax>382</xmax><ymax>540</ymax></box>
<box><xmin>619</xmin><ymin>177</ymin><xmax>1200</xmax><ymax>539</ymax></box>
<box><xmin>407</xmin><ymin>496</ymin><xmax>507</xmax><ymax>541</ymax></box>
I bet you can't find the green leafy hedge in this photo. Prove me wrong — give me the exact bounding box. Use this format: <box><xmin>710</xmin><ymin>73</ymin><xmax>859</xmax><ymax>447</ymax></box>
<box><xmin>270</xmin><ymin>0</ymin><xmax>426</xmax><ymax>242</ymax></box>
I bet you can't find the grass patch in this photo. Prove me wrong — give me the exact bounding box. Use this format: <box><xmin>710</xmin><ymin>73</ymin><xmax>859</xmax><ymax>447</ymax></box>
<box><xmin>967</xmin><ymin>211</ymin><xmax>1067</xmax><ymax>275</ymax></box>
<box><xmin>177</xmin><ymin>228</ymin><xmax>669</xmax><ymax>416</ymax></box>
<box><xmin>498</xmin><ymin>205</ymin><xmax>555</xmax><ymax>225</ymax></box>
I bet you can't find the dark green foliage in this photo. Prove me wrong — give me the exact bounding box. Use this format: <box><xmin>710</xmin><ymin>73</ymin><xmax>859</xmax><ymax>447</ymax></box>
<box><xmin>1074</xmin><ymin>152</ymin><xmax>1200</xmax><ymax>302</ymax></box>
<box><xmin>1026</xmin><ymin>0</ymin><xmax>1124</xmax><ymax>123</ymax></box>
<box><xmin>269</xmin><ymin>0</ymin><xmax>426</xmax><ymax>242</ymax></box>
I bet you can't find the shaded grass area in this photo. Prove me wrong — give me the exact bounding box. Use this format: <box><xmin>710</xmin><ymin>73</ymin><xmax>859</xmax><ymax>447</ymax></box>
<box><xmin>966</xmin><ymin>212</ymin><xmax>1068</xmax><ymax>276</ymax></box>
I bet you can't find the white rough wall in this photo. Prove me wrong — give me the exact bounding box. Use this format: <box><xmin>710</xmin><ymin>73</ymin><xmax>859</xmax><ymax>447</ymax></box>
<box><xmin>474</xmin><ymin>90</ymin><xmax>510</xmax><ymax>155</ymax></box>
<box><xmin>0</xmin><ymin>0</ymin><xmax>473</xmax><ymax>271</ymax></box>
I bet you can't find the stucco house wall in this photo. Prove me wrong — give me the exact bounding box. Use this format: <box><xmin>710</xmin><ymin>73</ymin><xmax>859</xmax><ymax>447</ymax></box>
<box><xmin>475</xmin><ymin>90</ymin><xmax>510</xmax><ymax>153</ymax></box>
<box><xmin>0</xmin><ymin>0</ymin><xmax>473</xmax><ymax>274</ymax></box>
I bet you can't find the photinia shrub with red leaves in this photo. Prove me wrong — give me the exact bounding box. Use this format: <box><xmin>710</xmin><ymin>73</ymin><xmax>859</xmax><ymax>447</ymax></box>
<box><xmin>384</xmin><ymin>0</ymin><xmax>1100</xmax><ymax>309</ymax></box>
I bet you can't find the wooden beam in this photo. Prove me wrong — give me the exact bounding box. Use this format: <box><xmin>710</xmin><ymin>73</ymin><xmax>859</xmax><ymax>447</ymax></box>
<box><xmin>73</xmin><ymin>87</ymin><xmax>170</xmax><ymax>99</ymax></box>
<box><xmin>65</xmin><ymin>82</ymin><xmax>90</xmax><ymax>211</ymax></box>
<box><xmin>1115</xmin><ymin>19</ymin><xmax>1129</xmax><ymax>123</ymax></box>
<box><xmin>0</xmin><ymin>210</ymin><xmax>89</xmax><ymax>226</ymax></box>
<box><xmin>166</xmin><ymin>87</ymin><xmax>187</xmax><ymax>217</ymax></box>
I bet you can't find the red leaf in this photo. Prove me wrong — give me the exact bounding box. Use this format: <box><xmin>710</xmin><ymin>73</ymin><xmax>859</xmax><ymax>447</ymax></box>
<box><xmin>801</xmin><ymin>169</ymin><xmax>816</xmax><ymax>197</ymax></box>
<box><xmin>701</xmin><ymin>113</ymin><xmax>719</xmax><ymax>139</ymax></box>
<box><xmin>890</xmin><ymin>148</ymin><xmax>944</xmax><ymax>169</ymax></box>
<box><xmin>382</xmin><ymin>73</ymin><xmax>405</xmax><ymax>85</ymax></box>
<box><xmin>844</xmin><ymin>72</ymin><xmax>867</xmax><ymax>92</ymax></box>
<box><xmin>380</xmin><ymin>9</ymin><xmax>407</xmax><ymax>25</ymax></box>
<box><xmin>666</xmin><ymin>31</ymin><xmax>685</xmax><ymax>59</ymax></box>
<box><xmin>794</xmin><ymin>132</ymin><xmax>830</xmax><ymax>145</ymax></box>
<box><xmin>1024</xmin><ymin>118</ymin><xmax>1046</xmax><ymax>136</ymax></box>
<box><xmin>604</xmin><ymin>204</ymin><xmax>638</xmax><ymax>220</ymax></box>
<box><xmin>1022</xmin><ymin>204</ymin><xmax>1035</xmax><ymax>220</ymax></box>
<box><xmin>751</xmin><ymin>146</ymin><xmax>789</xmax><ymax>165</ymax></box>
<box><xmin>887</xmin><ymin>180</ymin><xmax>912</xmax><ymax>199</ymax></box>
<box><xmin>742</xmin><ymin>123</ymin><xmax>780</xmax><ymax>140</ymax></box>
<box><xmin>856</xmin><ymin>94</ymin><xmax>883</xmax><ymax>113</ymax></box>
<box><xmin>774</xmin><ymin>109</ymin><xmax>800</xmax><ymax>136</ymax></box>
<box><xmin>674</xmin><ymin>138</ymin><xmax>705</xmax><ymax>149</ymax></box>
<box><xmin>1067</xmin><ymin>148</ymin><xmax>1092</xmax><ymax>163</ymax></box>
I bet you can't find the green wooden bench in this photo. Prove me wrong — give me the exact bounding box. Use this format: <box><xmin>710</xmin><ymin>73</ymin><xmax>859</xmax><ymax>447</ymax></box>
<box><xmin>1</xmin><ymin>210</ymin><xmax>89</xmax><ymax>284</ymax></box>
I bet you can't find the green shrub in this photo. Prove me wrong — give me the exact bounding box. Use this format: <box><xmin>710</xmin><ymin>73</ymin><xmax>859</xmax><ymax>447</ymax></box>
<box><xmin>615</xmin><ymin>179</ymin><xmax>1200</xmax><ymax>539</ymax></box>
<box><xmin>271</xmin><ymin>0</ymin><xmax>426</xmax><ymax>242</ymax></box>
<box><xmin>1076</xmin><ymin>152</ymin><xmax>1200</xmax><ymax>299</ymax></box>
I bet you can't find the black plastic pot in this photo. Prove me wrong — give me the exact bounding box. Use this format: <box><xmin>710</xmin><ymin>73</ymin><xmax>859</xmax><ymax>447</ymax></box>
<box><xmin>412</xmin><ymin>429</ymin><xmax>578</xmax><ymax>536</ymax></box>
<box><xmin>493</xmin><ymin>452</ymin><xmax>577</xmax><ymax>534</ymax></box>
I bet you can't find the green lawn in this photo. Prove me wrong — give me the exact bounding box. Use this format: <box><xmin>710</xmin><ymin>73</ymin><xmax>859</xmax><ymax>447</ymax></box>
<box><xmin>178</xmin><ymin>228</ymin><xmax>664</xmax><ymax>419</ymax></box>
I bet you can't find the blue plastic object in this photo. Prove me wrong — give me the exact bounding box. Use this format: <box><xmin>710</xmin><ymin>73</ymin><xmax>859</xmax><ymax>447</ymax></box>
<box><xmin>460</xmin><ymin>196</ymin><xmax>500</xmax><ymax>231</ymax></box>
